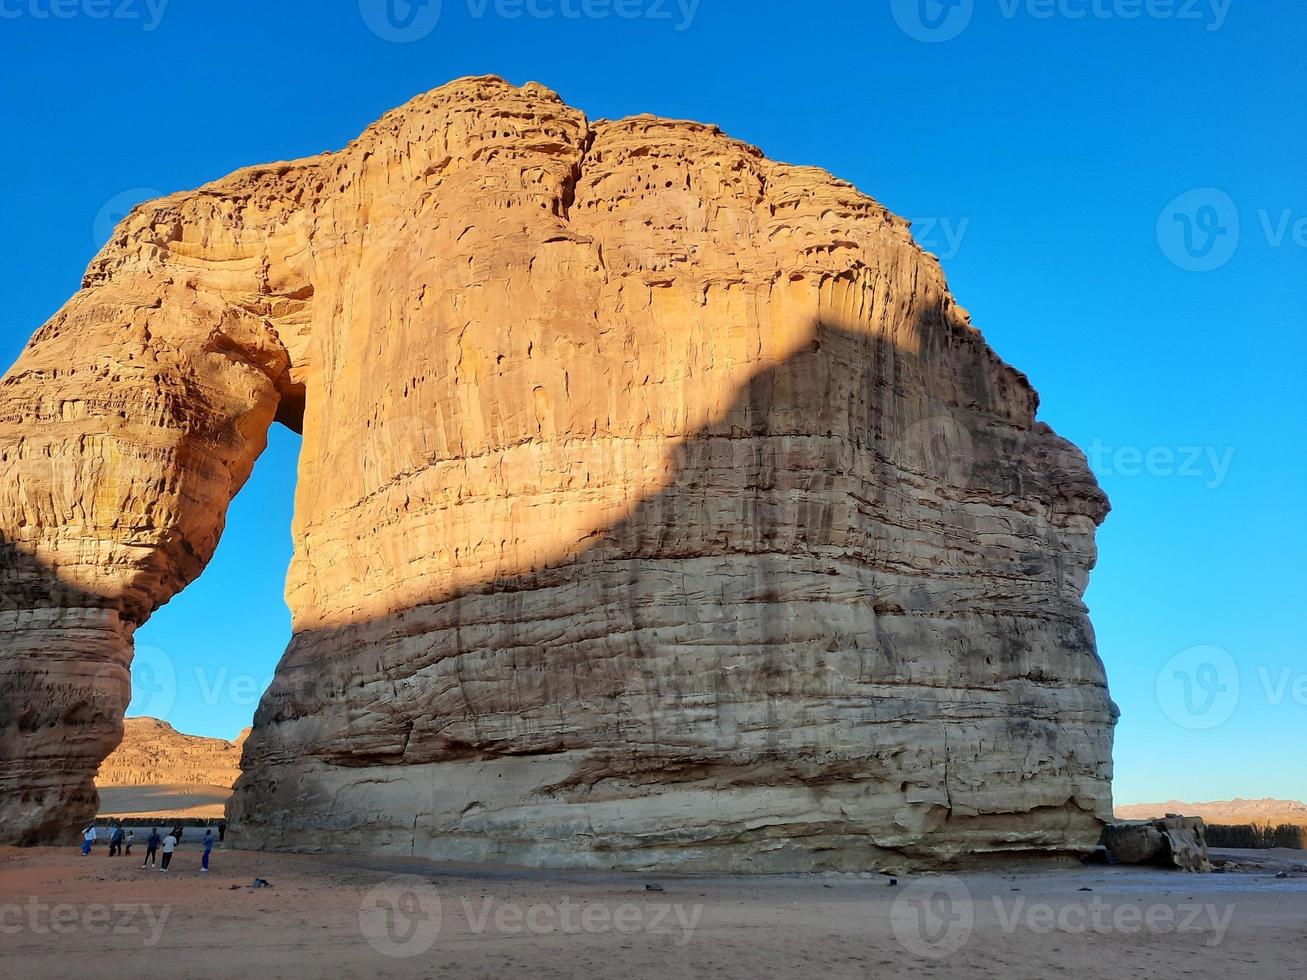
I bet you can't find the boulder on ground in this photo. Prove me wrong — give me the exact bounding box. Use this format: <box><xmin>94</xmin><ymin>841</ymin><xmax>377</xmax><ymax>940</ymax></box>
<box><xmin>1102</xmin><ymin>817</ymin><xmax>1212</xmax><ymax>872</ymax></box>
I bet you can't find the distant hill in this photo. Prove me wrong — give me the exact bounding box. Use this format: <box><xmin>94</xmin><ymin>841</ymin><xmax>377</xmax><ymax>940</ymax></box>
<box><xmin>95</xmin><ymin>717</ymin><xmax>247</xmax><ymax>818</ymax></box>
<box><xmin>1116</xmin><ymin>798</ymin><xmax>1307</xmax><ymax>826</ymax></box>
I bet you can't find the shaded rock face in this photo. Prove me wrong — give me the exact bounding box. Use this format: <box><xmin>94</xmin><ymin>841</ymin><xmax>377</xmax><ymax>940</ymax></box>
<box><xmin>0</xmin><ymin>76</ymin><xmax>1115</xmax><ymax>866</ymax></box>
<box><xmin>1103</xmin><ymin>818</ymin><xmax>1213</xmax><ymax>873</ymax></box>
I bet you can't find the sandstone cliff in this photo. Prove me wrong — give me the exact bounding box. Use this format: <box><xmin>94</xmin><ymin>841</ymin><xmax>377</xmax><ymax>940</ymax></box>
<box><xmin>95</xmin><ymin>717</ymin><xmax>246</xmax><ymax>788</ymax></box>
<box><xmin>94</xmin><ymin>717</ymin><xmax>244</xmax><ymax>818</ymax></box>
<box><xmin>0</xmin><ymin>76</ymin><xmax>1114</xmax><ymax>867</ymax></box>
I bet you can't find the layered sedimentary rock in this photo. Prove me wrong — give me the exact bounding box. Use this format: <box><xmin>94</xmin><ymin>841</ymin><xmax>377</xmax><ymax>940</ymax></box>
<box><xmin>96</xmin><ymin>717</ymin><xmax>246</xmax><ymax>789</ymax></box>
<box><xmin>0</xmin><ymin>76</ymin><xmax>1114</xmax><ymax>866</ymax></box>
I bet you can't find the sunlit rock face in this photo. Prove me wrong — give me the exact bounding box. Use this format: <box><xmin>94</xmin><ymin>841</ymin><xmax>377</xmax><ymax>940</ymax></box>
<box><xmin>0</xmin><ymin>76</ymin><xmax>1114</xmax><ymax>867</ymax></box>
<box><xmin>96</xmin><ymin>717</ymin><xmax>247</xmax><ymax>789</ymax></box>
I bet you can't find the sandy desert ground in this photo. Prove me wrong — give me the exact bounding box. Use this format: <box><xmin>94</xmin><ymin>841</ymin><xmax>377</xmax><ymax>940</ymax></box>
<box><xmin>2</xmin><ymin>846</ymin><xmax>1305</xmax><ymax>979</ymax></box>
<box><xmin>95</xmin><ymin>784</ymin><xmax>232</xmax><ymax>819</ymax></box>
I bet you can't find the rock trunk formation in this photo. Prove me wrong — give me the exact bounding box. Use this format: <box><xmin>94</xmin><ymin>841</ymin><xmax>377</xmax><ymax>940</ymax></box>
<box><xmin>0</xmin><ymin>76</ymin><xmax>1114</xmax><ymax>867</ymax></box>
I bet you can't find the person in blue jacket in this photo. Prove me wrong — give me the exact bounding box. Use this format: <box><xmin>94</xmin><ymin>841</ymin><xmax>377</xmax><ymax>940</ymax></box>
<box><xmin>141</xmin><ymin>827</ymin><xmax>161</xmax><ymax>868</ymax></box>
<box><xmin>201</xmin><ymin>829</ymin><xmax>214</xmax><ymax>872</ymax></box>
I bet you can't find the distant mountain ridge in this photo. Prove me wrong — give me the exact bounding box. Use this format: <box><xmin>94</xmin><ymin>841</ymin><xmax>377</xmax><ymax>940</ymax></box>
<box><xmin>96</xmin><ymin>716</ymin><xmax>247</xmax><ymax>789</ymax></box>
<box><xmin>1116</xmin><ymin>798</ymin><xmax>1307</xmax><ymax>826</ymax></box>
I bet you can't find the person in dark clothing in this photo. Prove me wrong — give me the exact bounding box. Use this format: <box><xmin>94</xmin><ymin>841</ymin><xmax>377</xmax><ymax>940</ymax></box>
<box><xmin>108</xmin><ymin>822</ymin><xmax>124</xmax><ymax>856</ymax></box>
<box><xmin>201</xmin><ymin>829</ymin><xmax>213</xmax><ymax>872</ymax></box>
<box><xmin>141</xmin><ymin>827</ymin><xmax>160</xmax><ymax>868</ymax></box>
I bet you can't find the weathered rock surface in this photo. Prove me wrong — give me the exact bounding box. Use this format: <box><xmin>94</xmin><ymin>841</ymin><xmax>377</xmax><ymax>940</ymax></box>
<box><xmin>0</xmin><ymin>76</ymin><xmax>1114</xmax><ymax>866</ymax></box>
<box><xmin>1102</xmin><ymin>822</ymin><xmax>1167</xmax><ymax>865</ymax></box>
<box><xmin>96</xmin><ymin>717</ymin><xmax>246</xmax><ymax>789</ymax></box>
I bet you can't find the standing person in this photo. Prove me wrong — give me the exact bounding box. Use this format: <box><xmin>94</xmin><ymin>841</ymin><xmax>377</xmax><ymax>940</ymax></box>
<box><xmin>124</xmin><ymin>829</ymin><xmax>135</xmax><ymax>856</ymax></box>
<box><xmin>80</xmin><ymin>824</ymin><xmax>97</xmax><ymax>856</ymax></box>
<box><xmin>200</xmin><ymin>829</ymin><xmax>213</xmax><ymax>872</ymax></box>
<box><xmin>160</xmin><ymin>830</ymin><xmax>177</xmax><ymax>872</ymax></box>
<box><xmin>108</xmin><ymin>821</ymin><xmax>123</xmax><ymax>856</ymax></box>
<box><xmin>142</xmin><ymin>827</ymin><xmax>160</xmax><ymax>868</ymax></box>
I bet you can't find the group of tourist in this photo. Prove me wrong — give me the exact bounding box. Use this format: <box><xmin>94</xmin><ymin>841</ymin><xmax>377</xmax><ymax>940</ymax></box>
<box><xmin>80</xmin><ymin>821</ymin><xmax>215</xmax><ymax>872</ymax></box>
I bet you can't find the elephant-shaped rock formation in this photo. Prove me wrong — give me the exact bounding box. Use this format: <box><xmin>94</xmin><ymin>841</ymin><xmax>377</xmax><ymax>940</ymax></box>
<box><xmin>0</xmin><ymin>76</ymin><xmax>1114</xmax><ymax>869</ymax></box>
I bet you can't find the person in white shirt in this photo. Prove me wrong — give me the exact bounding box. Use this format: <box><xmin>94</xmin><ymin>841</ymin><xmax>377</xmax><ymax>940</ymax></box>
<box><xmin>160</xmin><ymin>831</ymin><xmax>178</xmax><ymax>871</ymax></box>
<box><xmin>80</xmin><ymin>824</ymin><xmax>97</xmax><ymax>856</ymax></box>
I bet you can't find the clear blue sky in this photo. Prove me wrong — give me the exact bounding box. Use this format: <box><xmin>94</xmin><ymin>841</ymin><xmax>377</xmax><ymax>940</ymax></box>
<box><xmin>1</xmin><ymin>1</ymin><xmax>1302</xmax><ymax>806</ymax></box>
